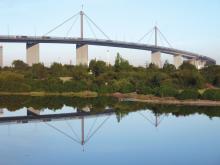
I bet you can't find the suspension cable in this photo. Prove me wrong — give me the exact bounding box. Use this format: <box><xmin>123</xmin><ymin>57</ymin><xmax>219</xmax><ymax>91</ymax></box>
<box><xmin>65</xmin><ymin>16</ymin><xmax>79</xmax><ymax>37</ymax></box>
<box><xmin>147</xmin><ymin>30</ymin><xmax>154</xmax><ymax>45</ymax></box>
<box><xmin>86</xmin><ymin>117</ymin><xmax>98</xmax><ymax>140</ymax></box>
<box><xmin>157</xmin><ymin>28</ymin><xmax>173</xmax><ymax>48</ymax></box>
<box><xmin>138</xmin><ymin>28</ymin><xmax>154</xmax><ymax>43</ymax></box>
<box><xmin>85</xmin><ymin>17</ymin><xmax>97</xmax><ymax>39</ymax></box>
<box><xmin>84</xmin><ymin>13</ymin><xmax>111</xmax><ymax>40</ymax></box>
<box><xmin>158</xmin><ymin>33</ymin><xmax>165</xmax><ymax>47</ymax></box>
<box><xmin>44</xmin><ymin>122</ymin><xmax>81</xmax><ymax>144</ymax></box>
<box><xmin>85</xmin><ymin>116</ymin><xmax>110</xmax><ymax>143</ymax></box>
<box><xmin>43</xmin><ymin>12</ymin><xmax>80</xmax><ymax>36</ymax></box>
<box><xmin>66</xmin><ymin>120</ymin><xmax>80</xmax><ymax>141</ymax></box>
<box><xmin>138</xmin><ymin>112</ymin><xmax>155</xmax><ymax>126</ymax></box>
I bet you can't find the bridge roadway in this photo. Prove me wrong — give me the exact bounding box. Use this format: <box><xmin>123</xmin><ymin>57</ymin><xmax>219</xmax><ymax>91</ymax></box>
<box><xmin>0</xmin><ymin>35</ymin><xmax>216</xmax><ymax>64</ymax></box>
<box><xmin>0</xmin><ymin>108</ymin><xmax>115</xmax><ymax>126</ymax></box>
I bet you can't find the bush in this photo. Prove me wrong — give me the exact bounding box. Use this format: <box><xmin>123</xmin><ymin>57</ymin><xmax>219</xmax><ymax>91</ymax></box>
<box><xmin>202</xmin><ymin>89</ymin><xmax>220</xmax><ymax>101</ymax></box>
<box><xmin>176</xmin><ymin>89</ymin><xmax>200</xmax><ymax>100</ymax></box>
<box><xmin>154</xmin><ymin>86</ymin><xmax>179</xmax><ymax>97</ymax></box>
<box><xmin>136</xmin><ymin>82</ymin><xmax>154</xmax><ymax>95</ymax></box>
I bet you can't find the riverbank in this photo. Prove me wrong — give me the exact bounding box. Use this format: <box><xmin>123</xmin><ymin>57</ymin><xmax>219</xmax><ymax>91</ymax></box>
<box><xmin>111</xmin><ymin>93</ymin><xmax>220</xmax><ymax>106</ymax></box>
<box><xmin>0</xmin><ymin>91</ymin><xmax>98</xmax><ymax>98</ymax></box>
<box><xmin>1</xmin><ymin>91</ymin><xmax>220</xmax><ymax>106</ymax></box>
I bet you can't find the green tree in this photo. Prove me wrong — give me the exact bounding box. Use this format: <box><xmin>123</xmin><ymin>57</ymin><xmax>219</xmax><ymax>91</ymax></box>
<box><xmin>114</xmin><ymin>53</ymin><xmax>132</xmax><ymax>72</ymax></box>
<box><xmin>163</xmin><ymin>60</ymin><xmax>176</xmax><ymax>72</ymax></box>
<box><xmin>50</xmin><ymin>63</ymin><xmax>63</xmax><ymax>77</ymax></box>
<box><xmin>0</xmin><ymin>71</ymin><xmax>30</xmax><ymax>92</ymax></box>
<box><xmin>32</xmin><ymin>63</ymin><xmax>48</xmax><ymax>79</ymax></box>
<box><xmin>12</xmin><ymin>60</ymin><xmax>29</xmax><ymax>70</ymax></box>
<box><xmin>179</xmin><ymin>62</ymin><xmax>197</xmax><ymax>71</ymax></box>
<box><xmin>89</xmin><ymin>60</ymin><xmax>108</xmax><ymax>77</ymax></box>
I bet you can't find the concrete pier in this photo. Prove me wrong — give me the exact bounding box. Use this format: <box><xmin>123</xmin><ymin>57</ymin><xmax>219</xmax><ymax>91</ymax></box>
<box><xmin>188</xmin><ymin>58</ymin><xmax>206</xmax><ymax>69</ymax></box>
<box><xmin>151</xmin><ymin>51</ymin><xmax>162</xmax><ymax>68</ymax></box>
<box><xmin>76</xmin><ymin>44</ymin><xmax>88</xmax><ymax>66</ymax></box>
<box><xmin>26</xmin><ymin>43</ymin><xmax>40</xmax><ymax>66</ymax></box>
<box><xmin>174</xmin><ymin>55</ymin><xmax>183</xmax><ymax>69</ymax></box>
<box><xmin>0</xmin><ymin>46</ymin><xmax>3</xmax><ymax>68</ymax></box>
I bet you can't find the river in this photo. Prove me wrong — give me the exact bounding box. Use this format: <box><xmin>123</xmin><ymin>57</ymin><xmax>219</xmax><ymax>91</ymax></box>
<box><xmin>0</xmin><ymin>96</ymin><xmax>219</xmax><ymax>165</ymax></box>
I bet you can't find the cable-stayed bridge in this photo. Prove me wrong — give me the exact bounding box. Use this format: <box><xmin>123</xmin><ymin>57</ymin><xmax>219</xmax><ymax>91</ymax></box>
<box><xmin>0</xmin><ymin>10</ymin><xmax>216</xmax><ymax>68</ymax></box>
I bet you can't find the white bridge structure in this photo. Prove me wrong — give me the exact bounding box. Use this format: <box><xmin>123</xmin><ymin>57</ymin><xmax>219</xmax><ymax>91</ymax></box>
<box><xmin>0</xmin><ymin>10</ymin><xmax>216</xmax><ymax>68</ymax></box>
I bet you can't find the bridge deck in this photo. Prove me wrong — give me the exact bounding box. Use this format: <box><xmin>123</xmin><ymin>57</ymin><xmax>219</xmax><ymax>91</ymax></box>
<box><xmin>0</xmin><ymin>109</ymin><xmax>115</xmax><ymax>125</ymax></box>
<box><xmin>0</xmin><ymin>35</ymin><xmax>215</xmax><ymax>64</ymax></box>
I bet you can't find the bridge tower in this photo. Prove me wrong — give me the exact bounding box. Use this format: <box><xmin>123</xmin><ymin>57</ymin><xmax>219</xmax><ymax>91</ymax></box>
<box><xmin>174</xmin><ymin>55</ymin><xmax>183</xmax><ymax>68</ymax></box>
<box><xmin>151</xmin><ymin>26</ymin><xmax>162</xmax><ymax>68</ymax></box>
<box><xmin>26</xmin><ymin>42</ymin><xmax>40</xmax><ymax>66</ymax></box>
<box><xmin>0</xmin><ymin>46</ymin><xmax>3</xmax><ymax>68</ymax></box>
<box><xmin>76</xmin><ymin>10</ymin><xmax>88</xmax><ymax>66</ymax></box>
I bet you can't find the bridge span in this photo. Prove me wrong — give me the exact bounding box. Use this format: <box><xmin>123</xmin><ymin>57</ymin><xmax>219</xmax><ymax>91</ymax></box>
<box><xmin>0</xmin><ymin>35</ymin><xmax>216</xmax><ymax>68</ymax></box>
<box><xmin>0</xmin><ymin>10</ymin><xmax>216</xmax><ymax>68</ymax></box>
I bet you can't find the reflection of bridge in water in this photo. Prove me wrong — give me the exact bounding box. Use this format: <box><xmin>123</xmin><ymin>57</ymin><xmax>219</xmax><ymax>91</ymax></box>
<box><xmin>0</xmin><ymin>107</ymin><xmax>114</xmax><ymax>149</ymax></box>
<box><xmin>0</xmin><ymin>107</ymin><xmax>165</xmax><ymax>149</ymax></box>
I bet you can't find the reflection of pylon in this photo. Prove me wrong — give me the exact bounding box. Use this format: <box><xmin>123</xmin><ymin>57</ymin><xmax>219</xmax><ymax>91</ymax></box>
<box><xmin>0</xmin><ymin>109</ymin><xmax>4</xmax><ymax>117</ymax></box>
<box><xmin>139</xmin><ymin>111</ymin><xmax>165</xmax><ymax>128</ymax></box>
<box><xmin>44</xmin><ymin>113</ymin><xmax>111</xmax><ymax>151</ymax></box>
<box><xmin>81</xmin><ymin>117</ymin><xmax>85</xmax><ymax>146</ymax></box>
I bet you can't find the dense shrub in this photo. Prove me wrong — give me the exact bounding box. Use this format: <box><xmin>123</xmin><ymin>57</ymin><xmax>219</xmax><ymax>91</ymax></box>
<box><xmin>176</xmin><ymin>89</ymin><xmax>200</xmax><ymax>100</ymax></box>
<box><xmin>136</xmin><ymin>82</ymin><xmax>154</xmax><ymax>95</ymax></box>
<box><xmin>202</xmin><ymin>89</ymin><xmax>220</xmax><ymax>101</ymax></box>
<box><xmin>154</xmin><ymin>86</ymin><xmax>179</xmax><ymax>97</ymax></box>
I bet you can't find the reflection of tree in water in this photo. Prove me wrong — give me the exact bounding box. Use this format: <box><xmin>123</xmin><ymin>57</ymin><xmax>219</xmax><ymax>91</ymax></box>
<box><xmin>1</xmin><ymin>96</ymin><xmax>220</xmax><ymax>119</ymax></box>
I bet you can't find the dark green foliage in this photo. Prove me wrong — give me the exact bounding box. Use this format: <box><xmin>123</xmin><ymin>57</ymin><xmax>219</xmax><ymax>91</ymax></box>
<box><xmin>50</xmin><ymin>63</ymin><xmax>64</xmax><ymax>77</ymax></box>
<box><xmin>173</xmin><ymin>69</ymin><xmax>205</xmax><ymax>89</ymax></box>
<box><xmin>163</xmin><ymin>60</ymin><xmax>176</xmax><ymax>72</ymax></box>
<box><xmin>114</xmin><ymin>53</ymin><xmax>132</xmax><ymax>72</ymax></box>
<box><xmin>0</xmin><ymin>71</ymin><xmax>31</xmax><ymax>92</ymax></box>
<box><xmin>176</xmin><ymin>89</ymin><xmax>200</xmax><ymax>100</ymax></box>
<box><xmin>179</xmin><ymin>62</ymin><xmax>197</xmax><ymax>71</ymax></box>
<box><xmin>202</xmin><ymin>89</ymin><xmax>220</xmax><ymax>101</ymax></box>
<box><xmin>201</xmin><ymin>65</ymin><xmax>220</xmax><ymax>87</ymax></box>
<box><xmin>136</xmin><ymin>83</ymin><xmax>154</xmax><ymax>95</ymax></box>
<box><xmin>154</xmin><ymin>85</ymin><xmax>179</xmax><ymax>97</ymax></box>
<box><xmin>0</xmin><ymin>57</ymin><xmax>220</xmax><ymax>101</ymax></box>
<box><xmin>63</xmin><ymin>80</ymin><xmax>87</xmax><ymax>92</ymax></box>
<box><xmin>31</xmin><ymin>63</ymin><xmax>48</xmax><ymax>79</ymax></box>
<box><xmin>89</xmin><ymin>60</ymin><xmax>108</xmax><ymax>77</ymax></box>
<box><xmin>12</xmin><ymin>60</ymin><xmax>29</xmax><ymax>70</ymax></box>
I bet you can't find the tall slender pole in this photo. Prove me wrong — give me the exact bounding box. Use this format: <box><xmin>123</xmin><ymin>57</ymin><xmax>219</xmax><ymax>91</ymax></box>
<box><xmin>80</xmin><ymin>11</ymin><xmax>84</xmax><ymax>39</ymax></box>
<box><xmin>155</xmin><ymin>26</ymin><xmax>157</xmax><ymax>46</ymax></box>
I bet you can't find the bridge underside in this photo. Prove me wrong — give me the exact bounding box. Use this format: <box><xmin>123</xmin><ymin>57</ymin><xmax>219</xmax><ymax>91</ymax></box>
<box><xmin>0</xmin><ymin>36</ymin><xmax>216</xmax><ymax>68</ymax></box>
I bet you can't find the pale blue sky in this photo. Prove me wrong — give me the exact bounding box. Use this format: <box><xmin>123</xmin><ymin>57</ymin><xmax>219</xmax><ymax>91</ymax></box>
<box><xmin>0</xmin><ymin>0</ymin><xmax>219</xmax><ymax>66</ymax></box>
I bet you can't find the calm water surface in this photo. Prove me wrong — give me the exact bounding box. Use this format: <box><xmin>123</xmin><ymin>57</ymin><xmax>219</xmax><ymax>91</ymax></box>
<box><xmin>0</xmin><ymin>96</ymin><xmax>219</xmax><ymax>165</ymax></box>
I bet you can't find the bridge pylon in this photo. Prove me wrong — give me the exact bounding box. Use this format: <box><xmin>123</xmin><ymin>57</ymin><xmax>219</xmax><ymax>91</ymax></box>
<box><xmin>151</xmin><ymin>26</ymin><xmax>162</xmax><ymax>68</ymax></box>
<box><xmin>26</xmin><ymin>42</ymin><xmax>40</xmax><ymax>66</ymax></box>
<box><xmin>76</xmin><ymin>10</ymin><xmax>88</xmax><ymax>66</ymax></box>
<box><xmin>174</xmin><ymin>55</ymin><xmax>183</xmax><ymax>69</ymax></box>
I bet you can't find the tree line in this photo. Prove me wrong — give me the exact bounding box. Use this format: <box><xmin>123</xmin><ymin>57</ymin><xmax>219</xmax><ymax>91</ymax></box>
<box><xmin>0</xmin><ymin>53</ymin><xmax>220</xmax><ymax>100</ymax></box>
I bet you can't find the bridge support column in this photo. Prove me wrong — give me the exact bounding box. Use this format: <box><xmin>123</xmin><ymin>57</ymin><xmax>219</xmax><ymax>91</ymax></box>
<box><xmin>174</xmin><ymin>55</ymin><xmax>183</xmax><ymax>69</ymax></box>
<box><xmin>151</xmin><ymin>51</ymin><xmax>162</xmax><ymax>68</ymax></box>
<box><xmin>196</xmin><ymin>60</ymin><xmax>206</xmax><ymax>69</ymax></box>
<box><xmin>0</xmin><ymin>46</ymin><xmax>3</xmax><ymax>68</ymax></box>
<box><xmin>26</xmin><ymin>42</ymin><xmax>40</xmax><ymax>66</ymax></box>
<box><xmin>188</xmin><ymin>59</ymin><xmax>206</xmax><ymax>69</ymax></box>
<box><xmin>76</xmin><ymin>44</ymin><xmax>88</xmax><ymax>66</ymax></box>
